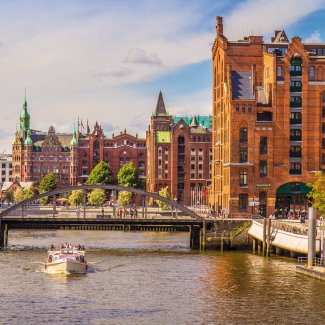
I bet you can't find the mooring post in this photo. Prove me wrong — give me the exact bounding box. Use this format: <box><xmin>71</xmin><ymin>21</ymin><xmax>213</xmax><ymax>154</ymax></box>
<box><xmin>83</xmin><ymin>190</ymin><xmax>87</xmax><ymax>218</ymax></box>
<box><xmin>221</xmin><ymin>231</ymin><xmax>224</xmax><ymax>252</ymax></box>
<box><xmin>308</xmin><ymin>207</ymin><xmax>316</xmax><ymax>268</ymax></box>
<box><xmin>4</xmin><ymin>223</ymin><xmax>8</xmax><ymax>247</ymax></box>
<box><xmin>200</xmin><ymin>219</ymin><xmax>206</xmax><ymax>251</ymax></box>
<box><xmin>190</xmin><ymin>225</ymin><xmax>200</xmax><ymax>249</ymax></box>
<box><xmin>262</xmin><ymin>218</ymin><xmax>267</xmax><ymax>256</ymax></box>
<box><xmin>52</xmin><ymin>194</ymin><xmax>56</xmax><ymax>218</ymax></box>
<box><xmin>252</xmin><ymin>238</ymin><xmax>256</xmax><ymax>254</ymax></box>
<box><xmin>112</xmin><ymin>190</ymin><xmax>116</xmax><ymax>217</ymax></box>
<box><xmin>257</xmin><ymin>241</ymin><xmax>261</xmax><ymax>254</ymax></box>
<box><xmin>266</xmin><ymin>217</ymin><xmax>271</xmax><ymax>257</ymax></box>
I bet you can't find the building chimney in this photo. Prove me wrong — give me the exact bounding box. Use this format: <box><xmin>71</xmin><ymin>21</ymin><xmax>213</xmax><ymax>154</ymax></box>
<box><xmin>216</xmin><ymin>16</ymin><xmax>223</xmax><ymax>37</ymax></box>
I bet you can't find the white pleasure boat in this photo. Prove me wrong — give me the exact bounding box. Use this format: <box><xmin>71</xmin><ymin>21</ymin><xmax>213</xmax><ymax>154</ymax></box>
<box><xmin>45</xmin><ymin>246</ymin><xmax>87</xmax><ymax>274</ymax></box>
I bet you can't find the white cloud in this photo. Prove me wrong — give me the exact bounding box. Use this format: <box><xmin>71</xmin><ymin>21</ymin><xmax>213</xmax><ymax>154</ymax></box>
<box><xmin>225</xmin><ymin>0</ymin><xmax>325</xmax><ymax>40</ymax></box>
<box><xmin>125</xmin><ymin>48</ymin><xmax>163</xmax><ymax>65</ymax></box>
<box><xmin>305</xmin><ymin>30</ymin><xmax>321</xmax><ymax>43</ymax></box>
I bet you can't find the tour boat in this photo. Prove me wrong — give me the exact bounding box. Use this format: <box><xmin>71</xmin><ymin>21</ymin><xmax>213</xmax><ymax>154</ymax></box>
<box><xmin>45</xmin><ymin>247</ymin><xmax>87</xmax><ymax>274</ymax></box>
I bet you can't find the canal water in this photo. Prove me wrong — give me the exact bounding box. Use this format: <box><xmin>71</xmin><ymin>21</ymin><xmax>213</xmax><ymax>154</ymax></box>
<box><xmin>0</xmin><ymin>230</ymin><xmax>325</xmax><ymax>325</ymax></box>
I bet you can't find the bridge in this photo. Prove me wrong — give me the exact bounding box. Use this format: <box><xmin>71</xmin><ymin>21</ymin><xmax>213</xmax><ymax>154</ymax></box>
<box><xmin>0</xmin><ymin>185</ymin><xmax>208</xmax><ymax>249</ymax></box>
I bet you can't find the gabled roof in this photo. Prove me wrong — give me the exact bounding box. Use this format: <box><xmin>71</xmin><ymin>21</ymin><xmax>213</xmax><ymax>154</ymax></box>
<box><xmin>173</xmin><ymin>115</ymin><xmax>212</xmax><ymax>129</ymax></box>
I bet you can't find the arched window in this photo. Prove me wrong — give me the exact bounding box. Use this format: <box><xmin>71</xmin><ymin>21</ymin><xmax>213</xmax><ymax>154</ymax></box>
<box><xmin>259</xmin><ymin>192</ymin><xmax>267</xmax><ymax>204</ymax></box>
<box><xmin>240</xmin><ymin>128</ymin><xmax>248</xmax><ymax>143</ymax></box>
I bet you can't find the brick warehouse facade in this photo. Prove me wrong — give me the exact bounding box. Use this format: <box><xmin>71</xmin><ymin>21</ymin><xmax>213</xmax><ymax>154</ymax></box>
<box><xmin>12</xmin><ymin>99</ymin><xmax>146</xmax><ymax>186</ymax></box>
<box><xmin>210</xmin><ymin>16</ymin><xmax>325</xmax><ymax>218</ymax></box>
<box><xmin>146</xmin><ymin>92</ymin><xmax>212</xmax><ymax>205</ymax></box>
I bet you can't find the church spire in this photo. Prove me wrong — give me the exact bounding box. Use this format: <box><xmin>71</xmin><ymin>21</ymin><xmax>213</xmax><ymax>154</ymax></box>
<box><xmin>155</xmin><ymin>91</ymin><xmax>167</xmax><ymax>116</ymax></box>
<box><xmin>20</xmin><ymin>90</ymin><xmax>30</xmax><ymax>132</ymax></box>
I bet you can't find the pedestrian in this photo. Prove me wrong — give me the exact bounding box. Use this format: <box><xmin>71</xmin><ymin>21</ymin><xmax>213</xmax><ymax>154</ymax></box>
<box><xmin>102</xmin><ymin>207</ymin><xmax>104</xmax><ymax>216</ymax></box>
<box><xmin>76</xmin><ymin>207</ymin><xmax>80</xmax><ymax>218</ymax></box>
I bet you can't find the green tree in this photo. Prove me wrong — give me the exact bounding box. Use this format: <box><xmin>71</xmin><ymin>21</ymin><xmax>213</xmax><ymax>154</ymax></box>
<box><xmin>118</xmin><ymin>161</ymin><xmax>139</xmax><ymax>188</ymax></box>
<box><xmin>308</xmin><ymin>172</ymin><xmax>325</xmax><ymax>213</ymax></box>
<box><xmin>68</xmin><ymin>189</ymin><xmax>84</xmax><ymax>207</ymax></box>
<box><xmin>117</xmin><ymin>191</ymin><xmax>132</xmax><ymax>206</ymax></box>
<box><xmin>87</xmin><ymin>189</ymin><xmax>106</xmax><ymax>206</ymax></box>
<box><xmin>23</xmin><ymin>183</ymin><xmax>36</xmax><ymax>200</ymax></box>
<box><xmin>39</xmin><ymin>173</ymin><xmax>57</xmax><ymax>194</ymax></box>
<box><xmin>4</xmin><ymin>191</ymin><xmax>14</xmax><ymax>204</ymax></box>
<box><xmin>14</xmin><ymin>188</ymin><xmax>24</xmax><ymax>203</ymax></box>
<box><xmin>157</xmin><ymin>186</ymin><xmax>171</xmax><ymax>209</ymax></box>
<box><xmin>86</xmin><ymin>161</ymin><xmax>113</xmax><ymax>185</ymax></box>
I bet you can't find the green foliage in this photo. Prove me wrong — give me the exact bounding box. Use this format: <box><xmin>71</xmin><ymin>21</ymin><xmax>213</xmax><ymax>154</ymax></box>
<box><xmin>39</xmin><ymin>173</ymin><xmax>57</xmax><ymax>194</ymax></box>
<box><xmin>23</xmin><ymin>183</ymin><xmax>36</xmax><ymax>200</ymax></box>
<box><xmin>307</xmin><ymin>172</ymin><xmax>325</xmax><ymax>213</ymax></box>
<box><xmin>117</xmin><ymin>191</ymin><xmax>132</xmax><ymax>206</ymax></box>
<box><xmin>4</xmin><ymin>191</ymin><xmax>14</xmax><ymax>204</ymax></box>
<box><xmin>157</xmin><ymin>186</ymin><xmax>171</xmax><ymax>209</ymax></box>
<box><xmin>68</xmin><ymin>189</ymin><xmax>84</xmax><ymax>207</ymax></box>
<box><xmin>118</xmin><ymin>161</ymin><xmax>139</xmax><ymax>188</ymax></box>
<box><xmin>86</xmin><ymin>161</ymin><xmax>114</xmax><ymax>185</ymax></box>
<box><xmin>14</xmin><ymin>188</ymin><xmax>24</xmax><ymax>203</ymax></box>
<box><xmin>87</xmin><ymin>189</ymin><xmax>106</xmax><ymax>206</ymax></box>
<box><xmin>39</xmin><ymin>196</ymin><xmax>49</xmax><ymax>205</ymax></box>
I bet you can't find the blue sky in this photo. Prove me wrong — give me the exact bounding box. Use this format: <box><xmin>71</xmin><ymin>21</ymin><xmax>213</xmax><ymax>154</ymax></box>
<box><xmin>1</xmin><ymin>0</ymin><xmax>325</xmax><ymax>151</ymax></box>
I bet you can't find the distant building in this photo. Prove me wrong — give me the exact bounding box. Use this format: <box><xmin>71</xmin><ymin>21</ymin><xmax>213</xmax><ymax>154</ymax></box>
<box><xmin>12</xmin><ymin>99</ymin><xmax>146</xmax><ymax>186</ymax></box>
<box><xmin>146</xmin><ymin>92</ymin><xmax>212</xmax><ymax>205</ymax></box>
<box><xmin>0</xmin><ymin>154</ymin><xmax>12</xmax><ymax>187</ymax></box>
<box><xmin>210</xmin><ymin>16</ymin><xmax>325</xmax><ymax>217</ymax></box>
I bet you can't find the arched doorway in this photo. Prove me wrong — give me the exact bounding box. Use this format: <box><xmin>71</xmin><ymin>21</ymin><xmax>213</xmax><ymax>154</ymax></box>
<box><xmin>275</xmin><ymin>182</ymin><xmax>310</xmax><ymax>218</ymax></box>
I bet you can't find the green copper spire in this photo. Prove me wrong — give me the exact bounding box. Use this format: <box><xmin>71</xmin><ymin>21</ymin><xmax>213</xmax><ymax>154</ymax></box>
<box><xmin>24</xmin><ymin>129</ymin><xmax>33</xmax><ymax>145</ymax></box>
<box><xmin>70</xmin><ymin>130</ymin><xmax>78</xmax><ymax>146</ymax></box>
<box><xmin>20</xmin><ymin>91</ymin><xmax>30</xmax><ymax>132</ymax></box>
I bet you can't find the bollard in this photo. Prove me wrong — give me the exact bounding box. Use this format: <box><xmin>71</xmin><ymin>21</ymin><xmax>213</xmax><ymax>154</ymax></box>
<box><xmin>262</xmin><ymin>218</ymin><xmax>267</xmax><ymax>256</ymax></box>
<box><xmin>308</xmin><ymin>207</ymin><xmax>316</xmax><ymax>268</ymax></box>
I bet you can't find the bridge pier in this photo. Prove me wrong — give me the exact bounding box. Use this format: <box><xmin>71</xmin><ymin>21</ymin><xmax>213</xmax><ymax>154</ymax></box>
<box><xmin>190</xmin><ymin>225</ymin><xmax>201</xmax><ymax>249</ymax></box>
<box><xmin>0</xmin><ymin>220</ymin><xmax>5</xmax><ymax>248</ymax></box>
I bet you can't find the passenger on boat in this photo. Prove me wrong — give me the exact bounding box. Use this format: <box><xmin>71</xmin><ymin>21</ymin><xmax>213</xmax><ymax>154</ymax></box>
<box><xmin>50</xmin><ymin>245</ymin><xmax>55</xmax><ymax>250</ymax></box>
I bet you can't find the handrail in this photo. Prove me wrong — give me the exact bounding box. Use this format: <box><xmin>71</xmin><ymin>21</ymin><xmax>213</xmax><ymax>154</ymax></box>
<box><xmin>297</xmin><ymin>256</ymin><xmax>324</xmax><ymax>267</ymax></box>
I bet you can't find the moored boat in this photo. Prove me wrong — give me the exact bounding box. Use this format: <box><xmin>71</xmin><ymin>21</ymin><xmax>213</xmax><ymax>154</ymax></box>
<box><xmin>45</xmin><ymin>246</ymin><xmax>87</xmax><ymax>274</ymax></box>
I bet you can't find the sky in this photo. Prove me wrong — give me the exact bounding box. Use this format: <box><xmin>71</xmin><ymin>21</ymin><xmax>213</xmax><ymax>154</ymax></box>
<box><xmin>1</xmin><ymin>0</ymin><xmax>325</xmax><ymax>152</ymax></box>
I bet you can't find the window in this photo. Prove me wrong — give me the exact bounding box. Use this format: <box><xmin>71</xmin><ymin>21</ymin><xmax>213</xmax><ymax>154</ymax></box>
<box><xmin>310</xmin><ymin>66</ymin><xmax>315</xmax><ymax>80</ymax></box>
<box><xmin>242</xmin><ymin>104</ymin><xmax>246</xmax><ymax>113</ymax></box>
<box><xmin>259</xmin><ymin>192</ymin><xmax>267</xmax><ymax>204</ymax></box>
<box><xmin>239</xmin><ymin>170</ymin><xmax>248</xmax><ymax>186</ymax></box>
<box><xmin>198</xmin><ymin>164</ymin><xmax>203</xmax><ymax>170</ymax></box>
<box><xmin>322</xmin><ymin>123</ymin><xmax>325</xmax><ymax>134</ymax></box>
<box><xmin>323</xmin><ymin>154</ymin><xmax>325</xmax><ymax>165</ymax></box>
<box><xmin>322</xmin><ymin>107</ymin><xmax>325</xmax><ymax>118</ymax></box>
<box><xmin>277</xmin><ymin>66</ymin><xmax>282</xmax><ymax>76</ymax></box>
<box><xmin>259</xmin><ymin>160</ymin><xmax>267</xmax><ymax>177</ymax></box>
<box><xmin>191</xmin><ymin>173</ymin><xmax>195</xmax><ymax>178</ymax></box>
<box><xmin>248</xmin><ymin>104</ymin><xmax>252</xmax><ymax>113</ymax></box>
<box><xmin>1</xmin><ymin>170</ymin><xmax>5</xmax><ymax>176</ymax></box>
<box><xmin>260</xmin><ymin>137</ymin><xmax>267</xmax><ymax>154</ymax></box>
<box><xmin>318</xmin><ymin>49</ymin><xmax>323</xmax><ymax>55</ymax></box>
<box><xmin>240</xmin><ymin>147</ymin><xmax>248</xmax><ymax>163</ymax></box>
<box><xmin>239</xmin><ymin>194</ymin><xmax>248</xmax><ymax>211</ymax></box>
<box><xmin>240</xmin><ymin>128</ymin><xmax>248</xmax><ymax>143</ymax></box>
<box><xmin>322</xmin><ymin>138</ymin><xmax>325</xmax><ymax>149</ymax></box>
<box><xmin>1</xmin><ymin>163</ymin><xmax>5</xmax><ymax>168</ymax></box>
<box><xmin>236</xmin><ymin>104</ymin><xmax>239</xmax><ymax>112</ymax></box>
<box><xmin>191</xmin><ymin>164</ymin><xmax>195</xmax><ymax>170</ymax></box>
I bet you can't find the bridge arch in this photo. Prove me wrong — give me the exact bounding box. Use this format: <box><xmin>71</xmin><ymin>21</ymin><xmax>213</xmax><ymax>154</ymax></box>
<box><xmin>0</xmin><ymin>185</ymin><xmax>201</xmax><ymax>219</ymax></box>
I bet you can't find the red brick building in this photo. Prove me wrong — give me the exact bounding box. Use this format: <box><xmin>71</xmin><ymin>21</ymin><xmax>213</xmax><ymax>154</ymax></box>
<box><xmin>12</xmin><ymin>99</ymin><xmax>146</xmax><ymax>186</ymax></box>
<box><xmin>146</xmin><ymin>92</ymin><xmax>212</xmax><ymax>205</ymax></box>
<box><xmin>210</xmin><ymin>16</ymin><xmax>325</xmax><ymax>217</ymax></box>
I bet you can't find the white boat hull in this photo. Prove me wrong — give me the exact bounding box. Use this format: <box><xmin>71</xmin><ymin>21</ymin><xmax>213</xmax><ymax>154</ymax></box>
<box><xmin>45</xmin><ymin>259</ymin><xmax>87</xmax><ymax>274</ymax></box>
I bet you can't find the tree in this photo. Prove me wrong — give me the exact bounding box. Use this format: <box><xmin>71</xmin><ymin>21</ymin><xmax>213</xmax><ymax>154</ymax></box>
<box><xmin>39</xmin><ymin>173</ymin><xmax>57</xmax><ymax>194</ymax></box>
<box><xmin>68</xmin><ymin>189</ymin><xmax>84</xmax><ymax>207</ymax></box>
<box><xmin>118</xmin><ymin>161</ymin><xmax>139</xmax><ymax>188</ymax></box>
<box><xmin>157</xmin><ymin>186</ymin><xmax>171</xmax><ymax>209</ymax></box>
<box><xmin>307</xmin><ymin>172</ymin><xmax>325</xmax><ymax>214</ymax></box>
<box><xmin>87</xmin><ymin>189</ymin><xmax>106</xmax><ymax>206</ymax></box>
<box><xmin>14</xmin><ymin>188</ymin><xmax>24</xmax><ymax>203</ymax></box>
<box><xmin>4</xmin><ymin>191</ymin><xmax>14</xmax><ymax>204</ymax></box>
<box><xmin>23</xmin><ymin>183</ymin><xmax>36</xmax><ymax>200</ymax></box>
<box><xmin>86</xmin><ymin>161</ymin><xmax>113</xmax><ymax>185</ymax></box>
<box><xmin>117</xmin><ymin>191</ymin><xmax>132</xmax><ymax>206</ymax></box>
